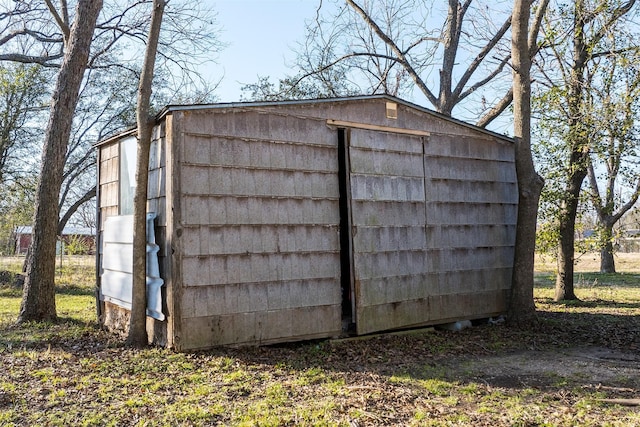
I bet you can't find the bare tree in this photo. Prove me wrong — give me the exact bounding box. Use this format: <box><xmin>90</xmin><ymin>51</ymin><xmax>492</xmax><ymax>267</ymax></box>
<box><xmin>0</xmin><ymin>0</ymin><xmax>221</xmax><ymax>232</ymax></box>
<box><xmin>18</xmin><ymin>0</ymin><xmax>103</xmax><ymax>323</ymax></box>
<box><xmin>128</xmin><ymin>0</ymin><xmax>165</xmax><ymax>347</ymax></box>
<box><xmin>585</xmin><ymin>45</ymin><xmax>640</xmax><ymax>273</ymax></box>
<box><xmin>292</xmin><ymin>0</ymin><xmax>517</xmax><ymax>127</ymax></box>
<box><xmin>1</xmin><ymin>0</ymin><xmax>220</xmax><ymax>324</ymax></box>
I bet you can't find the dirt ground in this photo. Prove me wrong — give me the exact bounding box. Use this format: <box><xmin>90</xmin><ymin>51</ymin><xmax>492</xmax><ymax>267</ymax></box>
<box><xmin>447</xmin><ymin>346</ymin><xmax>640</xmax><ymax>400</ymax></box>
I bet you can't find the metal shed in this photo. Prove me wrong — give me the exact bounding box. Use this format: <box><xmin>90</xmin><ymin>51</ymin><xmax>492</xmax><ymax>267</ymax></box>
<box><xmin>95</xmin><ymin>95</ymin><xmax>517</xmax><ymax>350</ymax></box>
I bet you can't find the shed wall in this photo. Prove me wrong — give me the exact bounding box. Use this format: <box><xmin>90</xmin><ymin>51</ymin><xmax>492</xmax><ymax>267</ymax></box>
<box><xmin>174</xmin><ymin>110</ymin><xmax>343</xmax><ymax>349</ymax></box>
<box><xmin>96</xmin><ymin>96</ymin><xmax>516</xmax><ymax>349</ymax></box>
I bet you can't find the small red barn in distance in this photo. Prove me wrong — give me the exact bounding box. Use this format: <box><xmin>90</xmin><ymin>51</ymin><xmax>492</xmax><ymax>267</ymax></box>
<box><xmin>14</xmin><ymin>226</ymin><xmax>96</xmax><ymax>255</ymax></box>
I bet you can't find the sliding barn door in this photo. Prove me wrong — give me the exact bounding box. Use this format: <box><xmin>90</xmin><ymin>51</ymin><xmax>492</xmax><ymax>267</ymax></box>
<box><xmin>347</xmin><ymin>128</ymin><xmax>432</xmax><ymax>335</ymax></box>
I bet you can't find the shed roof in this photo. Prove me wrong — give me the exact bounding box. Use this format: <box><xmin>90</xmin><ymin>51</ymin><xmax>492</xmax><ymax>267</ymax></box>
<box><xmin>95</xmin><ymin>95</ymin><xmax>513</xmax><ymax>147</ymax></box>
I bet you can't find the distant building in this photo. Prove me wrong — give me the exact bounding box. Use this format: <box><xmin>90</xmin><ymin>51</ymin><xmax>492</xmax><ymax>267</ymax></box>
<box><xmin>14</xmin><ymin>226</ymin><xmax>96</xmax><ymax>255</ymax></box>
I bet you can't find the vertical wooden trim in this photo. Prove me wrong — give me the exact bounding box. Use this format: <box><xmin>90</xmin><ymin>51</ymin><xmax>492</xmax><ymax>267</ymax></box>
<box><xmin>422</xmin><ymin>134</ymin><xmax>430</xmax><ymax>246</ymax></box>
<box><xmin>95</xmin><ymin>146</ymin><xmax>103</xmax><ymax>320</ymax></box>
<box><xmin>164</xmin><ymin>112</ymin><xmax>183</xmax><ymax>350</ymax></box>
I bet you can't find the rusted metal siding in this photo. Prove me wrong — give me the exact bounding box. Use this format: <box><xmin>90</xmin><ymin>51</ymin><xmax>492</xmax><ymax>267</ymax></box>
<box><xmin>176</xmin><ymin>110</ymin><xmax>342</xmax><ymax>349</ymax></box>
<box><xmin>349</xmin><ymin>128</ymin><xmax>516</xmax><ymax>335</ymax></box>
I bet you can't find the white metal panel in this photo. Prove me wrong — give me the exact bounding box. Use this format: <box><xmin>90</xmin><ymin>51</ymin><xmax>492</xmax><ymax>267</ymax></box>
<box><xmin>100</xmin><ymin>213</ymin><xmax>165</xmax><ymax>320</ymax></box>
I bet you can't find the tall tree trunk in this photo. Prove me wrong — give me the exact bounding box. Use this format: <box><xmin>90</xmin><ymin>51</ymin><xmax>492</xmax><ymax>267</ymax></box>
<box><xmin>17</xmin><ymin>0</ymin><xmax>103</xmax><ymax>323</ymax></box>
<box><xmin>127</xmin><ymin>0</ymin><xmax>165</xmax><ymax>347</ymax></box>
<box><xmin>599</xmin><ymin>220</ymin><xmax>616</xmax><ymax>273</ymax></box>
<box><xmin>508</xmin><ymin>0</ymin><xmax>544</xmax><ymax>326</ymax></box>
<box><xmin>554</xmin><ymin>172</ymin><xmax>584</xmax><ymax>301</ymax></box>
<box><xmin>553</xmin><ymin>0</ymin><xmax>590</xmax><ymax>302</ymax></box>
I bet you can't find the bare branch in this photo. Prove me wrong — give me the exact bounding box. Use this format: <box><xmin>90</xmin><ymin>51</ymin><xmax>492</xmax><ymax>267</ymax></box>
<box><xmin>346</xmin><ymin>0</ymin><xmax>437</xmax><ymax>107</ymax></box>
<box><xmin>0</xmin><ymin>53</ymin><xmax>63</xmax><ymax>67</ymax></box>
<box><xmin>451</xmin><ymin>15</ymin><xmax>512</xmax><ymax>102</ymax></box>
<box><xmin>43</xmin><ymin>0</ymin><xmax>70</xmax><ymax>42</ymax></box>
<box><xmin>476</xmin><ymin>87</ymin><xmax>513</xmax><ymax>128</ymax></box>
<box><xmin>57</xmin><ymin>185</ymin><xmax>96</xmax><ymax>235</ymax></box>
<box><xmin>458</xmin><ymin>54</ymin><xmax>512</xmax><ymax>103</ymax></box>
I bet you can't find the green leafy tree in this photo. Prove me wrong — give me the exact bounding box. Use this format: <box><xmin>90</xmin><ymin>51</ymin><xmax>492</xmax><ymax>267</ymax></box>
<box><xmin>0</xmin><ymin>64</ymin><xmax>48</xmax><ymax>184</ymax></box>
<box><xmin>585</xmin><ymin>43</ymin><xmax>640</xmax><ymax>272</ymax></box>
<box><xmin>241</xmin><ymin>71</ymin><xmax>359</xmax><ymax>102</ymax></box>
<box><xmin>0</xmin><ymin>178</ymin><xmax>36</xmax><ymax>255</ymax></box>
<box><xmin>535</xmin><ymin>0</ymin><xmax>638</xmax><ymax>300</ymax></box>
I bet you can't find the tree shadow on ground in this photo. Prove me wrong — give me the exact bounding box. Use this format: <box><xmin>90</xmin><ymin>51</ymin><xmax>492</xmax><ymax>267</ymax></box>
<box><xmin>208</xmin><ymin>308</ymin><xmax>640</xmax><ymax>393</ymax></box>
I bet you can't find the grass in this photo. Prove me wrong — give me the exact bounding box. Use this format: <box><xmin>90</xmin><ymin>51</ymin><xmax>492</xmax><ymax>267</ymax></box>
<box><xmin>0</xmin><ymin>254</ymin><xmax>639</xmax><ymax>426</ymax></box>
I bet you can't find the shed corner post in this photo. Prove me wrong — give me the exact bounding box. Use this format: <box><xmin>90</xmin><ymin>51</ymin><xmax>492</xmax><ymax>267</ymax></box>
<box><xmin>164</xmin><ymin>112</ymin><xmax>184</xmax><ymax>350</ymax></box>
<box><xmin>95</xmin><ymin>144</ymin><xmax>103</xmax><ymax>322</ymax></box>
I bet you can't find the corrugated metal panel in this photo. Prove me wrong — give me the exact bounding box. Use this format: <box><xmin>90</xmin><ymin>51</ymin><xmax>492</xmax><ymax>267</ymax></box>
<box><xmin>177</xmin><ymin>110</ymin><xmax>342</xmax><ymax>348</ymax></box>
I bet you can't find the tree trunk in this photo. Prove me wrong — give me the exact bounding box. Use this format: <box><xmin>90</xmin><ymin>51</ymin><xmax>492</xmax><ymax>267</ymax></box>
<box><xmin>554</xmin><ymin>170</ymin><xmax>585</xmax><ymax>301</ymax></box>
<box><xmin>600</xmin><ymin>242</ymin><xmax>616</xmax><ymax>273</ymax></box>
<box><xmin>508</xmin><ymin>0</ymin><xmax>544</xmax><ymax>326</ymax></box>
<box><xmin>599</xmin><ymin>221</ymin><xmax>616</xmax><ymax>273</ymax></box>
<box><xmin>17</xmin><ymin>0</ymin><xmax>103</xmax><ymax>324</ymax></box>
<box><xmin>554</xmin><ymin>0</ymin><xmax>589</xmax><ymax>302</ymax></box>
<box><xmin>127</xmin><ymin>0</ymin><xmax>165</xmax><ymax>347</ymax></box>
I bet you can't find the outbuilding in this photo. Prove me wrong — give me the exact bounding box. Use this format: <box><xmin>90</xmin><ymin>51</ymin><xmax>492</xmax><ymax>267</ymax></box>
<box><xmin>15</xmin><ymin>225</ymin><xmax>96</xmax><ymax>255</ymax></box>
<box><xmin>95</xmin><ymin>95</ymin><xmax>517</xmax><ymax>350</ymax></box>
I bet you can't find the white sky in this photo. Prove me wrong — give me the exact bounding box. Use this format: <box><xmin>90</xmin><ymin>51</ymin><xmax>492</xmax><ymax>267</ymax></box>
<box><xmin>207</xmin><ymin>0</ymin><xmax>324</xmax><ymax>102</ymax></box>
